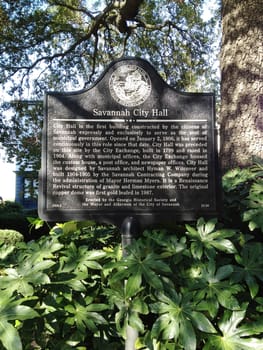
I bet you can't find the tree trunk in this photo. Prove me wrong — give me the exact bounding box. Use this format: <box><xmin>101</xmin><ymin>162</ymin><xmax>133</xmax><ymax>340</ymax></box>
<box><xmin>220</xmin><ymin>0</ymin><xmax>263</xmax><ymax>172</ymax></box>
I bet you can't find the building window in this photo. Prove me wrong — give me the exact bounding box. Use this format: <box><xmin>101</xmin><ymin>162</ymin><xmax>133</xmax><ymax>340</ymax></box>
<box><xmin>23</xmin><ymin>178</ymin><xmax>38</xmax><ymax>199</ymax></box>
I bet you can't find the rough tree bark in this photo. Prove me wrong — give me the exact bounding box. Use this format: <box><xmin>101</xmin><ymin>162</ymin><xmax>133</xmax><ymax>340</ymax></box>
<box><xmin>220</xmin><ymin>0</ymin><xmax>263</xmax><ymax>172</ymax></box>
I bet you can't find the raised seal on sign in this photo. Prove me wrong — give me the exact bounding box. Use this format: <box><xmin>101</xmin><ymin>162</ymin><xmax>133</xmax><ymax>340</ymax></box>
<box><xmin>109</xmin><ymin>64</ymin><xmax>152</xmax><ymax>107</ymax></box>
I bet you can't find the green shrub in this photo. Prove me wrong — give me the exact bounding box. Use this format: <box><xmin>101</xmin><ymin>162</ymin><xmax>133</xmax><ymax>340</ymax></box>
<box><xmin>0</xmin><ymin>212</ymin><xmax>31</xmax><ymax>237</ymax></box>
<box><xmin>0</xmin><ymin>206</ymin><xmax>50</xmax><ymax>241</ymax></box>
<box><xmin>222</xmin><ymin>161</ymin><xmax>263</xmax><ymax>234</ymax></box>
<box><xmin>0</xmin><ymin>229</ymin><xmax>24</xmax><ymax>244</ymax></box>
<box><xmin>0</xmin><ymin>164</ymin><xmax>261</xmax><ymax>349</ymax></box>
<box><xmin>0</xmin><ymin>216</ymin><xmax>262</xmax><ymax>350</ymax></box>
<box><xmin>0</xmin><ymin>201</ymin><xmax>28</xmax><ymax>236</ymax></box>
<box><xmin>0</xmin><ymin>201</ymin><xmax>23</xmax><ymax>213</ymax></box>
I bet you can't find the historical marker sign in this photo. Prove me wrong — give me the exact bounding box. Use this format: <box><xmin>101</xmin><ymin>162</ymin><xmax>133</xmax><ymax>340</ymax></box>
<box><xmin>38</xmin><ymin>57</ymin><xmax>220</xmax><ymax>225</ymax></box>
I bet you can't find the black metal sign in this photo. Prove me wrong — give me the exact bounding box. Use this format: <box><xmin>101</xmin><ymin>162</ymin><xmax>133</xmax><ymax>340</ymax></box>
<box><xmin>38</xmin><ymin>57</ymin><xmax>220</xmax><ymax>225</ymax></box>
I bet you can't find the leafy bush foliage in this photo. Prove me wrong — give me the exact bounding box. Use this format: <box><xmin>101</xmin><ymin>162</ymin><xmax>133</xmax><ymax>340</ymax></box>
<box><xmin>0</xmin><ymin>201</ymin><xmax>24</xmax><ymax>213</ymax></box>
<box><xmin>0</xmin><ymin>211</ymin><xmax>33</xmax><ymax>239</ymax></box>
<box><xmin>0</xmin><ymin>164</ymin><xmax>262</xmax><ymax>349</ymax></box>
<box><xmin>222</xmin><ymin>161</ymin><xmax>263</xmax><ymax>233</ymax></box>
<box><xmin>0</xmin><ymin>202</ymin><xmax>50</xmax><ymax>240</ymax></box>
<box><xmin>0</xmin><ymin>229</ymin><xmax>24</xmax><ymax>244</ymax></box>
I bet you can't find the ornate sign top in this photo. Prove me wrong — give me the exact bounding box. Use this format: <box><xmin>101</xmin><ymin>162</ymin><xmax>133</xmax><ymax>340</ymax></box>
<box><xmin>109</xmin><ymin>64</ymin><xmax>152</xmax><ymax>107</ymax></box>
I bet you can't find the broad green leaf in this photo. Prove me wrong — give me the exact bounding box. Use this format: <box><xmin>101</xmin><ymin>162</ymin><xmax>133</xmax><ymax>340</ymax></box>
<box><xmin>163</xmin><ymin>316</ymin><xmax>180</xmax><ymax>340</ymax></box>
<box><xmin>115</xmin><ymin>308</ymin><xmax>127</xmax><ymax>337</ymax></box>
<box><xmin>61</xmin><ymin>221</ymin><xmax>78</xmax><ymax>235</ymax></box>
<box><xmin>211</xmin><ymin>239</ymin><xmax>237</xmax><ymax>253</ymax></box>
<box><xmin>25</xmin><ymin>238</ymin><xmax>63</xmax><ymax>263</ymax></box>
<box><xmin>0</xmin><ymin>320</ymin><xmax>22</xmax><ymax>350</ymax></box>
<box><xmin>242</xmin><ymin>178</ymin><xmax>263</xmax><ymax>231</ymax></box>
<box><xmin>27</xmin><ymin>216</ymin><xmax>45</xmax><ymax>230</ymax></box>
<box><xmin>186</xmin><ymin>218</ymin><xmax>237</xmax><ymax>259</ymax></box>
<box><xmin>190</xmin><ymin>311</ymin><xmax>216</xmax><ymax>333</ymax></box>
<box><xmin>185</xmin><ymin>224</ymin><xmax>198</xmax><ymax>238</ymax></box>
<box><xmin>233</xmin><ymin>243</ymin><xmax>263</xmax><ymax>298</ymax></box>
<box><xmin>151</xmin><ymin>314</ymin><xmax>173</xmax><ymax>339</ymax></box>
<box><xmin>216</xmin><ymin>265</ymin><xmax>234</xmax><ymax>280</ymax></box>
<box><xmin>245</xmin><ymin>274</ymin><xmax>259</xmax><ymax>299</ymax></box>
<box><xmin>60</xmin><ymin>243</ymin><xmax>106</xmax><ymax>273</ymax></box>
<box><xmin>65</xmin><ymin>298</ymin><xmax>108</xmax><ymax>334</ymax></box>
<box><xmin>220</xmin><ymin>310</ymin><xmax>248</xmax><ymax>335</ymax></box>
<box><xmin>0</xmin><ymin>244</ymin><xmax>15</xmax><ymax>261</ymax></box>
<box><xmin>0</xmin><ymin>290</ymin><xmax>38</xmax><ymax>350</ymax></box>
<box><xmin>222</xmin><ymin>167</ymin><xmax>256</xmax><ymax>192</ymax></box>
<box><xmin>87</xmin><ymin>312</ymin><xmax>108</xmax><ymax>325</ymax></box>
<box><xmin>85</xmin><ymin>249</ymin><xmax>106</xmax><ymax>260</ymax></box>
<box><xmin>255</xmin><ymin>297</ymin><xmax>263</xmax><ymax>312</ymax></box>
<box><xmin>129</xmin><ymin>311</ymin><xmax>144</xmax><ymax>332</ymax></box>
<box><xmin>132</xmin><ymin>298</ymin><xmax>148</xmax><ymax>315</ymax></box>
<box><xmin>141</xmin><ymin>264</ymin><xmax>163</xmax><ymax>290</ymax></box>
<box><xmin>125</xmin><ymin>273</ymin><xmax>142</xmax><ymax>298</ymax></box>
<box><xmin>197</xmin><ymin>298</ymin><xmax>219</xmax><ymax>319</ymax></box>
<box><xmin>0</xmin><ymin>260</ymin><xmax>53</xmax><ymax>296</ymax></box>
<box><xmin>205</xmin><ymin>310</ymin><xmax>263</xmax><ymax>350</ymax></box>
<box><xmin>66</xmin><ymin>279</ymin><xmax>86</xmax><ymax>292</ymax></box>
<box><xmin>217</xmin><ymin>290</ymin><xmax>240</xmax><ymax>310</ymax></box>
<box><xmin>243</xmin><ymin>208</ymin><xmax>263</xmax><ymax>232</ymax></box>
<box><xmin>4</xmin><ymin>305</ymin><xmax>39</xmax><ymax>321</ymax></box>
<box><xmin>197</xmin><ymin>217</ymin><xmax>217</xmax><ymax>236</ymax></box>
<box><xmin>150</xmin><ymin>290</ymin><xmax>214</xmax><ymax>349</ymax></box>
<box><xmin>0</xmin><ymin>270</ymin><xmax>33</xmax><ymax>296</ymax></box>
<box><xmin>189</xmin><ymin>260</ymin><xmax>241</xmax><ymax>317</ymax></box>
<box><xmin>148</xmin><ymin>230</ymin><xmax>187</xmax><ymax>260</ymax></box>
<box><xmin>85</xmin><ymin>303</ymin><xmax>108</xmax><ymax>312</ymax></box>
<box><xmin>211</xmin><ymin>229</ymin><xmax>237</xmax><ymax>239</ymax></box>
<box><xmin>111</xmin><ymin>241</ymin><xmax>170</xmax><ymax>292</ymax></box>
<box><xmin>110</xmin><ymin>264</ymin><xmax>132</xmax><ymax>284</ymax></box>
<box><xmin>190</xmin><ymin>241</ymin><xmax>203</xmax><ymax>260</ymax></box>
<box><xmin>180</xmin><ymin>318</ymin><xmax>196</xmax><ymax>350</ymax></box>
<box><xmin>238</xmin><ymin>316</ymin><xmax>263</xmax><ymax>337</ymax></box>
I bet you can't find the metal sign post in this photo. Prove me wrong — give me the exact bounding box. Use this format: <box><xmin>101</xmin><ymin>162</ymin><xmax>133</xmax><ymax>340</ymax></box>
<box><xmin>121</xmin><ymin>217</ymin><xmax>140</xmax><ymax>350</ymax></box>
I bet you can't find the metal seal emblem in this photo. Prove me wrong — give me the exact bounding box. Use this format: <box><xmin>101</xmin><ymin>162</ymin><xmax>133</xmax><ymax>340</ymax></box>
<box><xmin>109</xmin><ymin>64</ymin><xmax>152</xmax><ymax>107</ymax></box>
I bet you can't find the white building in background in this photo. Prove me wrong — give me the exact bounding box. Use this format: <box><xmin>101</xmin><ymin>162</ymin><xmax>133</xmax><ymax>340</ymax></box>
<box><xmin>0</xmin><ymin>147</ymin><xmax>37</xmax><ymax>208</ymax></box>
<box><xmin>0</xmin><ymin>146</ymin><xmax>16</xmax><ymax>201</ymax></box>
<box><xmin>14</xmin><ymin>163</ymin><xmax>38</xmax><ymax>210</ymax></box>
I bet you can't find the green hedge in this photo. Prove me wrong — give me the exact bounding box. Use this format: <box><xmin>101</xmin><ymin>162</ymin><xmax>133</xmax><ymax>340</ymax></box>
<box><xmin>0</xmin><ymin>229</ymin><xmax>24</xmax><ymax>244</ymax></box>
<box><xmin>0</xmin><ymin>203</ymin><xmax>50</xmax><ymax>240</ymax></box>
<box><xmin>0</xmin><ymin>211</ymin><xmax>28</xmax><ymax>232</ymax></box>
<box><xmin>0</xmin><ymin>163</ymin><xmax>262</xmax><ymax>350</ymax></box>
